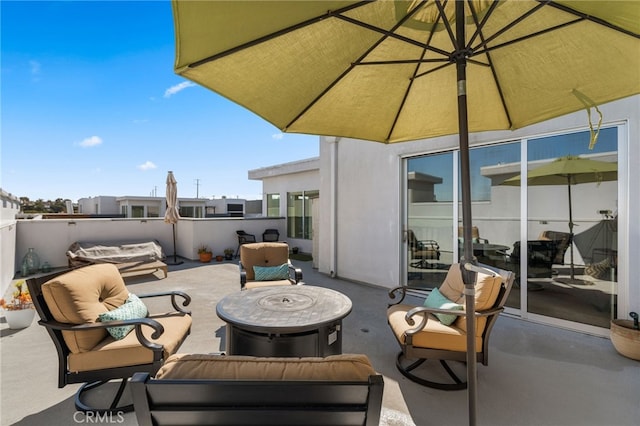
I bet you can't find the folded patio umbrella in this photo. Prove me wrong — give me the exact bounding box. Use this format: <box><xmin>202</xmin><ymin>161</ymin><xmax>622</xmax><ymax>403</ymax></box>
<box><xmin>171</xmin><ymin>1</ymin><xmax>639</xmax><ymax>424</ymax></box>
<box><xmin>164</xmin><ymin>171</ymin><xmax>183</xmax><ymax>265</ymax></box>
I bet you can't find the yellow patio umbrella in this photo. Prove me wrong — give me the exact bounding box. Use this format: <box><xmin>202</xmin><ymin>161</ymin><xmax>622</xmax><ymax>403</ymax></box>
<box><xmin>171</xmin><ymin>1</ymin><xmax>639</xmax><ymax>424</ymax></box>
<box><xmin>502</xmin><ymin>156</ymin><xmax>617</xmax><ymax>283</ymax></box>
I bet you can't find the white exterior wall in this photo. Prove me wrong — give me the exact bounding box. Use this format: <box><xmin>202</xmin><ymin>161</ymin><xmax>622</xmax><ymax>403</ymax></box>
<box><xmin>13</xmin><ymin>217</ymin><xmax>285</xmax><ymax>273</ymax></box>
<box><xmin>318</xmin><ymin>96</ymin><xmax>639</xmax><ymax>317</ymax></box>
<box><xmin>77</xmin><ymin>196</ymin><xmax>118</xmax><ymax>214</ymax></box>
<box><xmin>255</xmin><ymin>161</ymin><xmax>319</xmax><ymax>254</ymax></box>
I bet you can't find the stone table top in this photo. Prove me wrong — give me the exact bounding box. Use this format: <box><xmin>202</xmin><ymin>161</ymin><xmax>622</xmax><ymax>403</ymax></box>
<box><xmin>216</xmin><ymin>285</ymin><xmax>352</xmax><ymax>334</ymax></box>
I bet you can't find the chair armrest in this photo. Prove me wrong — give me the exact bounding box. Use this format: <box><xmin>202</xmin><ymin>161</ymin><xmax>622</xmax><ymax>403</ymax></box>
<box><xmin>239</xmin><ymin>261</ymin><xmax>247</xmax><ymax>289</ymax></box>
<box><xmin>138</xmin><ymin>291</ymin><xmax>191</xmax><ymax>315</ymax></box>
<box><xmin>388</xmin><ymin>286</ymin><xmax>432</xmax><ymax>305</ymax></box>
<box><xmin>39</xmin><ymin>317</ymin><xmax>165</xmax><ymax>349</ymax></box>
<box><xmin>402</xmin><ymin>305</ymin><xmax>498</xmax><ymax>336</ymax></box>
<box><xmin>288</xmin><ymin>264</ymin><xmax>303</xmax><ymax>284</ymax></box>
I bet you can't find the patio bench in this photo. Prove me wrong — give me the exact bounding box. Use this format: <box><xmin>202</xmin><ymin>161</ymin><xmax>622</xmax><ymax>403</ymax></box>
<box><xmin>130</xmin><ymin>353</ymin><xmax>384</xmax><ymax>426</ymax></box>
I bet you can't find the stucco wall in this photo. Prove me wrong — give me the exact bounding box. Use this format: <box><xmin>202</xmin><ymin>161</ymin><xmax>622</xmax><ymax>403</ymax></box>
<box><xmin>13</xmin><ymin>217</ymin><xmax>285</xmax><ymax>274</ymax></box>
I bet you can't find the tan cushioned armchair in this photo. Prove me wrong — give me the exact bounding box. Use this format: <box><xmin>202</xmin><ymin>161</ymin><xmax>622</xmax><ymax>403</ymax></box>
<box><xmin>387</xmin><ymin>263</ymin><xmax>513</xmax><ymax>390</ymax></box>
<box><xmin>239</xmin><ymin>242</ymin><xmax>303</xmax><ymax>289</ymax></box>
<box><xmin>27</xmin><ymin>263</ymin><xmax>192</xmax><ymax>413</ymax></box>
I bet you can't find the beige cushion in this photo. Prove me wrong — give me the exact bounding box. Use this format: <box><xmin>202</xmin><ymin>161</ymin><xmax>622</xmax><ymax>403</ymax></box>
<box><xmin>240</xmin><ymin>242</ymin><xmax>290</xmax><ymax>281</ymax></box>
<box><xmin>439</xmin><ymin>263</ymin><xmax>502</xmax><ymax>308</ymax></box>
<box><xmin>42</xmin><ymin>264</ymin><xmax>129</xmax><ymax>353</ymax></box>
<box><xmin>68</xmin><ymin>312</ymin><xmax>192</xmax><ymax>372</ymax></box>
<box><xmin>156</xmin><ymin>353</ymin><xmax>376</xmax><ymax>381</ymax></box>
<box><xmin>387</xmin><ymin>303</ymin><xmax>482</xmax><ymax>352</ymax></box>
<box><xmin>244</xmin><ymin>279</ymin><xmax>293</xmax><ymax>289</ymax></box>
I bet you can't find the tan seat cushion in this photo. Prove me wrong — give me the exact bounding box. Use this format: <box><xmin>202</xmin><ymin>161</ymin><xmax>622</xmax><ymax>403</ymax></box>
<box><xmin>244</xmin><ymin>279</ymin><xmax>294</xmax><ymax>289</ymax></box>
<box><xmin>155</xmin><ymin>353</ymin><xmax>376</xmax><ymax>381</ymax></box>
<box><xmin>68</xmin><ymin>312</ymin><xmax>192</xmax><ymax>372</ymax></box>
<box><xmin>42</xmin><ymin>264</ymin><xmax>129</xmax><ymax>353</ymax></box>
<box><xmin>387</xmin><ymin>303</ymin><xmax>482</xmax><ymax>352</ymax></box>
<box><xmin>240</xmin><ymin>242</ymin><xmax>290</xmax><ymax>281</ymax></box>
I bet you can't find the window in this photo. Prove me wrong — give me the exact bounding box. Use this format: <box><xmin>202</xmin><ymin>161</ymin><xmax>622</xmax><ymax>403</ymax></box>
<box><xmin>287</xmin><ymin>190</ymin><xmax>318</xmax><ymax>239</ymax></box>
<box><xmin>147</xmin><ymin>205</ymin><xmax>160</xmax><ymax>218</ymax></box>
<box><xmin>131</xmin><ymin>206</ymin><xmax>144</xmax><ymax>218</ymax></box>
<box><xmin>180</xmin><ymin>206</ymin><xmax>204</xmax><ymax>218</ymax></box>
<box><xmin>266</xmin><ymin>193</ymin><xmax>280</xmax><ymax>217</ymax></box>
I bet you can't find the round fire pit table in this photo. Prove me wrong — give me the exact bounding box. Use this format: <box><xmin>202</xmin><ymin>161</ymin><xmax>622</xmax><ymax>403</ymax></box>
<box><xmin>216</xmin><ymin>285</ymin><xmax>352</xmax><ymax>357</ymax></box>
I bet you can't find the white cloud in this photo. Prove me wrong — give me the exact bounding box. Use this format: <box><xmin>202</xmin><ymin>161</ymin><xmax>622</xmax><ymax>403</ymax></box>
<box><xmin>29</xmin><ymin>60</ymin><xmax>41</xmax><ymax>82</ymax></box>
<box><xmin>164</xmin><ymin>81</ymin><xmax>196</xmax><ymax>98</ymax></box>
<box><xmin>137</xmin><ymin>161</ymin><xmax>157</xmax><ymax>171</ymax></box>
<box><xmin>29</xmin><ymin>60</ymin><xmax>41</xmax><ymax>75</ymax></box>
<box><xmin>78</xmin><ymin>136</ymin><xmax>103</xmax><ymax>148</ymax></box>
<box><xmin>272</xmin><ymin>133</ymin><xmax>284</xmax><ymax>140</ymax></box>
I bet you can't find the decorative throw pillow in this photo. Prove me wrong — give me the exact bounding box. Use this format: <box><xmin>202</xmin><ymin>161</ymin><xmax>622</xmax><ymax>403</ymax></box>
<box><xmin>253</xmin><ymin>264</ymin><xmax>290</xmax><ymax>281</ymax></box>
<box><xmin>98</xmin><ymin>293</ymin><xmax>148</xmax><ymax>340</ymax></box>
<box><xmin>423</xmin><ymin>287</ymin><xmax>464</xmax><ymax>326</ymax></box>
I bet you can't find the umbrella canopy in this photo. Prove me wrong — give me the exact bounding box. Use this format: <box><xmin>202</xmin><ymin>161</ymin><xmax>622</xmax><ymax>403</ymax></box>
<box><xmin>171</xmin><ymin>1</ymin><xmax>639</xmax><ymax>424</ymax></box>
<box><xmin>164</xmin><ymin>171</ymin><xmax>182</xmax><ymax>265</ymax></box>
<box><xmin>502</xmin><ymin>156</ymin><xmax>617</xmax><ymax>280</ymax></box>
<box><xmin>172</xmin><ymin>1</ymin><xmax>639</xmax><ymax>143</ymax></box>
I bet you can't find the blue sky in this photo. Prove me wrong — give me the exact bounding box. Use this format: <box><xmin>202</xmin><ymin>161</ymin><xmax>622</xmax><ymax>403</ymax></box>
<box><xmin>1</xmin><ymin>1</ymin><xmax>319</xmax><ymax>202</ymax></box>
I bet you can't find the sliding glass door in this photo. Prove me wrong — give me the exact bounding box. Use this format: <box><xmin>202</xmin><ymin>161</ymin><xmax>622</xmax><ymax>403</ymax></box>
<box><xmin>403</xmin><ymin>127</ymin><xmax>619</xmax><ymax>330</ymax></box>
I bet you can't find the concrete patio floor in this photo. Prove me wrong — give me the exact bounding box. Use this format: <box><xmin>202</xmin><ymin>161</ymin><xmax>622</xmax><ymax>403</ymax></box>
<box><xmin>1</xmin><ymin>259</ymin><xmax>638</xmax><ymax>426</ymax></box>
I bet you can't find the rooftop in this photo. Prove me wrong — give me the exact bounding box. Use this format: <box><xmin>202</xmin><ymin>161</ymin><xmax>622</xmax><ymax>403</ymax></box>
<box><xmin>1</xmin><ymin>259</ymin><xmax>637</xmax><ymax>426</ymax></box>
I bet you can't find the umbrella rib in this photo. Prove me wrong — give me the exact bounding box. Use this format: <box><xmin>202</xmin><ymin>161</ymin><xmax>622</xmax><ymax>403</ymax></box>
<box><xmin>384</xmin><ymin>0</ymin><xmax>448</xmax><ymax>142</ymax></box>
<box><xmin>433</xmin><ymin>0</ymin><xmax>458</xmax><ymax>55</ymax></box>
<box><xmin>473</xmin><ymin>18</ymin><xmax>583</xmax><ymax>57</ymax></box>
<box><xmin>541</xmin><ymin>0</ymin><xmax>640</xmax><ymax>39</ymax></box>
<box><xmin>413</xmin><ymin>62</ymin><xmax>453</xmax><ymax>79</ymax></box>
<box><xmin>466</xmin><ymin>0</ymin><xmax>513</xmax><ymax>129</ymax></box>
<box><xmin>285</xmin><ymin>0</ymin><xmax>438</xmax><ymax>134</ymax></box>
<box><xmin>186</xmin><ymin>1</ymin><xmax>372</xmax><ymax>68</ymax></box>
<box><xmin>465</xmin><ymin>0</ymin><xmax>501</xmax><ymax>50</ymax></box>
<box><xmin>333</xmin><ymin>12</ymin><xmax>450</xmax><ymax>58</ymax></box>
<box><xmin>359</xmin><ymin>58</ymin><xmax>449</xmax><ymax>65</ymax></box>
<box><xmin>470</xmin><ymin>1</ymin><xmax>549</xmax><ymax>54</ymax></box>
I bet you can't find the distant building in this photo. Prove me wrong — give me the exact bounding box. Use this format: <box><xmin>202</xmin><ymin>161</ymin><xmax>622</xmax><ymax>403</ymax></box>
<box><xmin>0</xmin><ymin>188</ymin><xmax>21</xmax><ymax>223</ymax></box>
<box><xmin>76</xmin><ymin>195</ymin><xmax>248</xmax><ymax>218</ymax></box>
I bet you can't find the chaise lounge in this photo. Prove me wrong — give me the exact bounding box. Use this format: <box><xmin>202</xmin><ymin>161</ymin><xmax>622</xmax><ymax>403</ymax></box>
<box><xmin>66</xmin><ymin>240</ymin><xmax>168</xmax><ymax>278</ymax></box>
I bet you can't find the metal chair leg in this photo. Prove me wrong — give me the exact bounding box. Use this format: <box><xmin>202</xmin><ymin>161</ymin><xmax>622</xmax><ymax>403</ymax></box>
<box><xmin>75</xmin><ymin>379</ymin><xmax>134</xmax><ymax>414</ymax></box>
<box><xmin>395</xmin><ymin>352</ymin><xmax>468</xmax><ymax>391</ymax></box>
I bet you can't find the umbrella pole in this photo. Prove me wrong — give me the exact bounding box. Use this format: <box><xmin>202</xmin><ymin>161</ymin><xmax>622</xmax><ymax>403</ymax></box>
<box><xmin>567</xmin><ymin>179</ymin><xmax>575</xmax><ymax>279</ymax></box>
<box><xmin>455</xmin><ymin>2</ymin><xmax>477</xmax><ymax>425</ymax></box>
<box><xmin>172</xmin><ymin>223</ymin><xmax>178</xmax><ymax>263</ymax></box>
<box><xmin>168</xmin><ymin>222</ymin><xmax>183</xmax><ymax>266</ymax></box>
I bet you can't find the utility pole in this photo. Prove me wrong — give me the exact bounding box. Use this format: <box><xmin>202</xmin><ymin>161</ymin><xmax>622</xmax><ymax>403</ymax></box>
<box><xmin>194</xmin><ymin>179</ymin><xmax>201</xmax><ymax>198</ymax></box>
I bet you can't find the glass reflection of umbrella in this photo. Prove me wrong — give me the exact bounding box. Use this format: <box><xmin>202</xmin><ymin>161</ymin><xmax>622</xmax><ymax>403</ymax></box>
<box><xmin>502</xmin><ymin>156</ymin><xmax>617</xmax><ymax>282</ymax></box>
<box><xmin>164</xmin><ymin>171</ymin><xmax>183</xmax><ymax>265</ymax></box>
<box><xmin>574</xmin><ymin>218</ymin><xmax>617</xmax><ymax>265</ymax></box>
